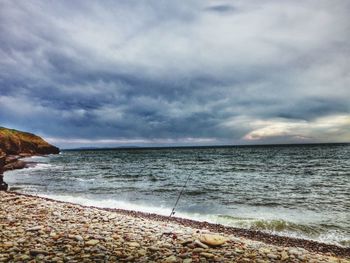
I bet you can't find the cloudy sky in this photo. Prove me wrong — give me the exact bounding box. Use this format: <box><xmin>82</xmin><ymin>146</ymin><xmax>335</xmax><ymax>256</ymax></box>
<box><xmin>0</xmin><ymin>0</ymin><xmax>349</xmax><ymax>148</ymax></box>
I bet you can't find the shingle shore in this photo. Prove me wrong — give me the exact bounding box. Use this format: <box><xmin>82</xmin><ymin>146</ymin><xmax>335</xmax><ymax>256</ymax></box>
<box><xmin>0</xmin><ymin>191</ymin><xmax>349</xmax><ymax>263</ymax></box>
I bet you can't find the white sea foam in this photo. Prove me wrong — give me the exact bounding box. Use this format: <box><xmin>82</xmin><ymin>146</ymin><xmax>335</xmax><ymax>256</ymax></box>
<box><xmin>20</xmin><ymin>155</ymin><xmax>50</xmax><ymax>163</ymax></box>
<box><xmin>26</xmin><ymin>163</ymin><xmax>53</xmax><ymax>170</ymax></box>
<box><xmin>38</xmin><ymin>194</ymin><xmax>173</xmax><ymax>216</ymax></box>
<box><xmin>38</xmin><ymin>193</ymin><xmax>223</xmax><ymax>223</ymax></box>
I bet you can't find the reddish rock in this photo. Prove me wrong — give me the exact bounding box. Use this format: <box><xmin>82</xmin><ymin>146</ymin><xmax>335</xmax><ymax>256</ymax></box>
<box><xmin>4</xmin><ymin>159</ymin><xmax>26</xmax><ymax>171</ymax></box>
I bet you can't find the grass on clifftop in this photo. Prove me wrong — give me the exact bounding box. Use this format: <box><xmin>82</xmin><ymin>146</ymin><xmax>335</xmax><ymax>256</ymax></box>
<box><xmin>0</xmin><ymin>126</ymin><xmax>59</xmax><ymax>155</ymax></box>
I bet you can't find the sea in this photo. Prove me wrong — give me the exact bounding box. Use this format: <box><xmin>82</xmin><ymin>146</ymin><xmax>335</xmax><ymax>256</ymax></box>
<box><xmin>4</xmin><ymin>144</ymin><xmax>350</xmax><ymax>247</ymax></box>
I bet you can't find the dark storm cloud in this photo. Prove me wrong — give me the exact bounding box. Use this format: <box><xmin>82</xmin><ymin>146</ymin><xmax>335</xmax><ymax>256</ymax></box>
<box><xmin>204</xmin><ymin>4</ymin><xmax>237</xmax><ymax>14</ymax></box>
<box><xmin>0</xmin><ymin>0</ymin><xmax>350</xmax><ymax>147</ymax></box>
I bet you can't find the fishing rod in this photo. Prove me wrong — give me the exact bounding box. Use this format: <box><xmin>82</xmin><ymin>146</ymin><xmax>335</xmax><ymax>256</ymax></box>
<box><xmin>169</xmin><ymin>147</ymin><xmax>281</xmax><ymax>218</ymax></box>
<box><xmin>169</xmin><ymin>172</ymin><xmax>192</xmax><ymax>217</ymax></box>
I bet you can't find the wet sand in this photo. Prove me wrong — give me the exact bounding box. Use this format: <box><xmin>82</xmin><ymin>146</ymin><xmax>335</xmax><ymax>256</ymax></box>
<box><xmin>0</xmin><ymin>191</ymin><xmax>349</xmax><ymax>262</ymax></box>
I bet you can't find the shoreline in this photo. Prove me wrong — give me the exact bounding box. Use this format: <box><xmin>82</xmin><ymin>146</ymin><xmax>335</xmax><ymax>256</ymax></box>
<box><xmin>2</xmin><ymin>154</ymin><xmax>349</xmax><ymax>261</ymax></box>
<box><xmin>2</xmin><ymin>191</ymin><xmax>350</xmax><ymax>261</ymax></box>
<box><xmin>3</xmin><ymin>158</ymin><xmax>350</xmax><ymax>258</ymax></box>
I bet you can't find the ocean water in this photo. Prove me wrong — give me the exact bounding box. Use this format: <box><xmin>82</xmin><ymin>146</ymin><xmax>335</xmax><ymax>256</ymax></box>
<box><xmin>4</xmin><ymin>144</ymin><xmax>350</xmax><ymax>247</ymax></box>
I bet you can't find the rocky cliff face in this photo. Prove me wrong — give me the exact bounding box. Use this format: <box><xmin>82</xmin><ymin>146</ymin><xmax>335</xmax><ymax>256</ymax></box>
<box><xmin>0</xmin><ymin>150</ymin><xmax>7</xmax><ymax>190</ymax></box>
<box><xmin>0</xmin><ymin>149</ymin><xmax>5</xmax><ymax>172</ymax></box>
<box><xmin>0</xmin><ymin>127</ymin><xmax>59</xmax><ymax>155</ymax></box>
<box><xmin>0</xmin><ymin>127</ymin><xmax>59</xmax><ymax>190</ymax></box>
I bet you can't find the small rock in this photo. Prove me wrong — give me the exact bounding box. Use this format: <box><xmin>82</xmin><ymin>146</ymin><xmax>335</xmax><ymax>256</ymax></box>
<box><xmin>51</xmin><ymin>256</ymin><xmax>62</xmax><ymax>262</ymax></box>
<box><xmin>108</xmin><ymin>215</ymin><xmax>117</xmax><ymax>220</ymax></box>
<box><xmin>19</xmin><ymin>255</ymin><xmax>31</xmax><ymax>260</ymax></box>
<box><xmin>234</xmin><ymin>248</ymin><xmax>244</xmax><ymax>254</ymax></box>
<box><xmin>50</xmin><ymin>232</ymin><xmax>60</xmax><ymax>240</ymax></box>
<box><xmin>267</xmin><ymin>253</ymin><xmax>278</xmax><ymax>260</ymax></box>
<box><xmin>26</xmin><ymin>226</ymin><xmax>42</xmax><ymax>231</ymax></box>
<box><xmin>183</xmin><ymin>259</ymin><xmax>192</xmax><ymax>263</ymax></box>
<box><xmin>288</xmin><ymin>248</ymin><xmax>301</xmax><ymax>256</ymax></box>
<box><xmin>85</xmin><ymin>239</ymin><xmax>99</xmax><ymax>246</ymax></box>
<box><xmin>297</xmin><ymin>254</ymin><xmax>306</xmax><ymax>261</ymax></box>
<box><xmin>164</xmin><ymin>255</ymin><xmax>177</xmax><ymax>263</ymax></box>
<box><xmin>74</xmin><ymin>235</ymin><xmax>84</xmax><ymax>242</ymax></box>
<box><xmin>111</xmin><ymin>234</ymin><xmax>119</xmax><ymax>239</ymax></box>
<box><xmin>193</xmin><ymin>248</ymin><xmax>205</xmax><ymax>253</ymax></box>
<box><xmin>200</xmin><ymin>252</ymin><xmax>215</xmax><ymax>259</ymax></box>
<box><xmin>17</xmin><ymin>238</ymin><xmax>26</xmax><ymax>243</ymax></box>
<box><xmin>148</xmin><ymin>246</ymin><xmax>159</xmax><ymax>252</ymax></box>
<box><xmin>127</xmin><ymin>242</ymin><xmax>140</xmax><ymax>248</ymax></box>
<box><xmin>179</xmin><ymin>253</ymin><xmax>189</xmax><ymax>259</ymax></box>
<box><xmin>3</xmin><ymin>242</ymin><xmax>13</xmax><ymax>248</ymax></box>
<box><xmin>180</xmin><ymin>239</ymin><xmax>193</xmax><ymax>246</ymax></box>
<box><xmin>259</xmin><ymin>248</ymin><xmax>271</xmax><ymax>254</ymax></box>
<box><xmin>281</xmin><ymin>251</ymin><xmax>289</xmax><ymax>261</ymax></box>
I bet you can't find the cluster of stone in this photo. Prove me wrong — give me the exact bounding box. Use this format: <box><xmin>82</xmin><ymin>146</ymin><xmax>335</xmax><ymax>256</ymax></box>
<box><xmin>0</xmin><ymin>192</ymin><xmax>349</xmax><ymax>262</ymax></box>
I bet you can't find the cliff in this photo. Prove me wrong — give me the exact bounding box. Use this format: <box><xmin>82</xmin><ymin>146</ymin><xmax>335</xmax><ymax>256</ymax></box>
<box><xmin>0</xmin><ymin>127</ymin><xmax>59</xmax><ymax>190</ymax></box>
<box><xmin>0</xmin><ymin>127</ymin><xmax>59</xmax><ymax>155</ymax></box>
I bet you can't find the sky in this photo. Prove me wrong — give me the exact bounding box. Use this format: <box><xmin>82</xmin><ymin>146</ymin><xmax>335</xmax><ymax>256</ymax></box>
<box><xmin>0</xmin><ymin>0</ymin><xmax>349</xmax><ymax>148</ymax></box>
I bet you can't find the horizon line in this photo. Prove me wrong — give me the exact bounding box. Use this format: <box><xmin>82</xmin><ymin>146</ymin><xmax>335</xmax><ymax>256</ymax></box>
<box><xmin>62</xmin><ymin>142</ymin><xmax>350</xmax><ymax>151</ymax></box>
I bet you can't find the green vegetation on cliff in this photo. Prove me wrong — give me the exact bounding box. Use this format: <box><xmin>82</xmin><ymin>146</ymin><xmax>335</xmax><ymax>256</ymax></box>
<box><xmin>0</xmin><ymin>127</ymin><xmax>59</xmax><ymax>155</ymax></box>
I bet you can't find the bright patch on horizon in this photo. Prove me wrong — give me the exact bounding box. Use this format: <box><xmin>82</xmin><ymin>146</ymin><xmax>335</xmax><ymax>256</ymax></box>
<box><xmin>242</xmin><ymin>115</ymin><xmax>350</xmax><ymax>142</ymax></box>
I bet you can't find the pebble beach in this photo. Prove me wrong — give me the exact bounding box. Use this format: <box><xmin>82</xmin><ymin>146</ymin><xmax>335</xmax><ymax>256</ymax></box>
<box><xmin>1</xmin><ymin>191</ymin><xmax>349</xmax><ymax>263</ymax></box>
